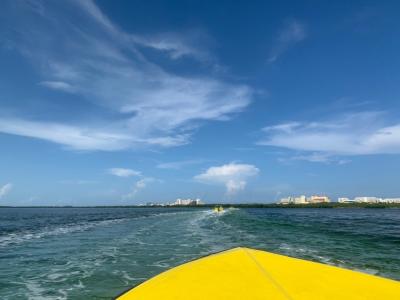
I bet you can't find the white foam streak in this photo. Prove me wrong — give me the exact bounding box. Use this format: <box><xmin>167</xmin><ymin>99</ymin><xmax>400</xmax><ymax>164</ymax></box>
<box><xmin>0</xmin><ymin>218</ymin><xmax>125</xmax><ymax>248</ymax></box>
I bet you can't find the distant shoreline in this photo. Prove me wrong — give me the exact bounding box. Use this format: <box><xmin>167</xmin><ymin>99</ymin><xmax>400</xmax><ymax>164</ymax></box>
<box><xmin>1</xmin><ymin>203</ymin><xmax>400</xmax><ymax>209</ymax></box>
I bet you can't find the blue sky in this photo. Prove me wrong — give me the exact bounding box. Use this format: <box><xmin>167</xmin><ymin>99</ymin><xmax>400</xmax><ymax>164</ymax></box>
<box><xmin>1</xmin><ymin>0</ymin><xmax>400</xmax><ymax>205</ymax></box>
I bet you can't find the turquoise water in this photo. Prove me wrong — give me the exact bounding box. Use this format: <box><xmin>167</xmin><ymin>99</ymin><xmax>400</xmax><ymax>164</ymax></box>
<box><xmin>0</xmin><ymin>207</ymin><xmax>399</xmax><ymax>299</ymax></box>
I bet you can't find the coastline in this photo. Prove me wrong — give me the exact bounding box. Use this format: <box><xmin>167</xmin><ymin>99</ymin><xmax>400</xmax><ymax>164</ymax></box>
<box><xmin>1</xmin><ymin>203</ymin><xmax>400</xmax><ymax>209</ymax></box>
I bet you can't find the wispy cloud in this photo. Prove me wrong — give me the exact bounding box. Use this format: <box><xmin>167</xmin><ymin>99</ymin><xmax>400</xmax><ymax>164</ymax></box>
<box><xmin>268</xmin><ymin>19</ymin><xmax>307</xmax><ymax>63</ymax></box>
<box><xmin>108</xmin><ymin>168</ymin><xmax>141</xmax><ymax>177</ymax></box>
<box><xmin>194</xmin><ymin>163</ymin><xmax>259</xmax><ymax>195</ymax></box>
<box><xmin>39</xmin><ymin>81</ymin><xmax>76</xmax><ymax>93</ymax></box>
<box><xmin>259</xmin><ymin>111</ymin><xmax>400</xmax><ymax>156</ymax></box>
<box><xmin>0</xmin><ymin>183</ymin><xmax>13</xmax><ymax>199</ymax></box>
<box><xmin>292</xmin><ymin>153</ymin><xmax>336</xmax><ymax>163</ymax></box>
<box><xmin>59</xmin><ymin>180</ymin><xmax>97</xmax><ymax>185</ymax></box>
<box><xmin>0</xmin><ymin>0</ymin><xmax>251</xmax><ymax>151</ymax></box>
<box><xmin>76</xmin><ymin>0</ymin><xmax>212</xmax><ymax>61</ymax></box>
<box><xmin>131</xmin><ymin>31</ymin><xmax>213</xmax><ymax>61</ymax></box>
<box><xmin>0</xmin><ymin>118</ymin><xmax>133</xmax><ymax>151</ymax></box>
<box><xmin>279</xmin><ymin>153</ymin><xmax>351</xmax><ymax>165</ymax></box>
<box><xmin>157</xmin><ymin>159</ymin><xmax>206</xmax><ymax>170</ymax></box>
<box><xmin>122</xmin><ymin>177</ymin><xmax>154</xmax><ymax>200</ymax></box>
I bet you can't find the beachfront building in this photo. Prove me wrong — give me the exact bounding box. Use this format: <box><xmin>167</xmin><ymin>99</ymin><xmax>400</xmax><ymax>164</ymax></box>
<box><xmin>380</xmin><ymin>198</ymin><xmax>400</xmax><ymax>204</ymax></box>
<box><xmin>278</xmin><ymin>196</ymin><xmax>307</xmax><ymax>204</ymax></box>
<box><xmin>278</xmin><ymin>197</ymin><xmax>292</xmax><ymax>204</ymax></box>
<box><xmin>337</xmin><ymin>196</ymin><xmax>400</xmax><ymax>203</ymax></box>
<box><xmin>294</xmin><ymin>195</ymin><xmax>307</xmax><ymax>204</ymax></box>
<box><xmin>354</xmin><ymin>197</ymin><xmax>381</xmax><ymax>203</ymax></box>
<box><xmin>338</xmin><ymin>198</ymin><xmax>357</xmax><ymax>203</ymax></box>
<box><xmin>278</xmin><ymin>195</ymin><xmax>330</xmax><ymax>205</ymax></box>
<box><xmin>308</xmin><ymin>195</ymin><xmax>331</xmax><ymax>203</ymax></box>
<box><xmin>171</xmin><ymin>198</ymin><xmax>204</xmax><ymax>206</ymax></box>
<box><xmin>338</xmin><ymin>197</ymin><xmax>382</xmax><ymax>203</ymax></box>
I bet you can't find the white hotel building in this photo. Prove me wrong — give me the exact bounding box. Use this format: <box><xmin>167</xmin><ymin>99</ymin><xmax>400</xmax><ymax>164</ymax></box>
<box><xmin>279</xmin><ymin>195</ymin><xmax>330</xmax><ymax>205</ymax></box>
<box><xmin>338</xmin><ymin>197</ymin><xmax>400</xmax><ymax>204</ymax></box>
<box><xmin>171</xmin><ymin>198</ymin><xmax>204</xmax><ymax>206</ymax></box>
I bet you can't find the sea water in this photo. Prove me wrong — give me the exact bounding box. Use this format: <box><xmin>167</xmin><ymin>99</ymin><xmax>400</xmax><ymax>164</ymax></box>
<box><xmin>0</xmin><ymin>207</ymin><xmax>399</xmax><ymax>299</ymax></box>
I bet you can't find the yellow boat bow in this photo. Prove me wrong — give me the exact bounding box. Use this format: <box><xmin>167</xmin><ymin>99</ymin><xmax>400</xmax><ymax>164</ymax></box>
<box><xmin>116</xmin><ymin>247</ymin><xmax>400</xmax><ymax>299</ymax></box>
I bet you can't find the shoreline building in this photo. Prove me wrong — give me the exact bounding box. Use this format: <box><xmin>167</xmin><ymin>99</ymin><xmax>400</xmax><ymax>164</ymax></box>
<box><xmin>309</xmin><ymin>195</ymin><xmax>331</xmax><ymax>204</ymax></box>
<box><xmin>278</xmin><ymin>195</ymin><xmax>330</xmax><ymax>205</ymax></box>
<box><xmin>354</xmin><ymin>197</ymin><xmax>381</xmax><ymax>203</ymax></box>
<box><xmin>338</xmin><ymin>197</ymin><xmax>400</xmax><ymax>204</ymax></box>
<box><xmin>294</xmin><ymin>195</ymin><xmax>307</xmax><ymax>204</ymax></box>
<box><xmin>171</xmin><ymin>198</ymin><xmax>204</xmax><ymax>206</ymax></box>
<box><xmin>338</xmin><ymin>198</ymin><xmax>357</xmax><ymax>203</ymax></box>
<box><xmin>380</xmin><ymin>198</ymin><xmax>400</xmax><ymax>203</ymax></box>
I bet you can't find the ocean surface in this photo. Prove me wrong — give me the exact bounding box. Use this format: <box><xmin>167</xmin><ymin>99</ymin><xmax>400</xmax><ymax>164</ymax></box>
<box><xmin>0</xmin><ymin>207</ymin><xmax>399</xmax><ymax>299</ymax></box>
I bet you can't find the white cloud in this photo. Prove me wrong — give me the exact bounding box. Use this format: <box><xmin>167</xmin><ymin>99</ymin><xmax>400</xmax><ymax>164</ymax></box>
<box><xmin>157</xmin><ymin>159</ymin><xmax>205</xmax><ymax>169</ymax></box>
<box><xmin>74</xmin><ymin>0</ymin><xmax>212</xmax><ymax>61</ymax></box>
<box><xmin>268</xmin><ymin>20</ymin><xmax>307</xmax><ymax>63</ymax></box>
<box><xmin>259</xmin><ymin>111</ymin><xmax>400</xmax><ymax>156</ymax></box>
<box><xmin>225</xmin><ymin>179</ymin><xmax>246</xmax><ymax>195</ymax></box>
<box><xmin>277</xmin><ymin>152</ymin><xmax>332</xmax><ymax>164</ymax></box>
<box><xmin>122</xmin><ymin>177</ymin><xmax>154</xmax><ymax>200</ymax></box>
<box><xmin>135</xmin><ymin>178</ymin><xmax>149</xmax><ymax>189</ymax></box>
<box><xmin>108</xmin><ymin>168</ymin><xmax>141</xmax><ymax>177</ymax></box>
<box><xmin>263</xmin><ymin>122</ymin><xmax>301</xmax><ymax>134</ymax></box>
<box><xmin>0</xmin><ymin>118</ymin><xmax>132</xmax><ymax>151</ymax></box>
<box><xmin>0</xmin><ymin>183</ymin><xmax>13</xmax><ymax>199</ymax></box>
<box><xmin>279</xmin><ymin>153</ymin><xmax>351</xmax><ymax>165</ymax></box>
<box><xmin>0</xmin><ymin>118</ymin><xmax>193</xmax><ymax>150</ymax></box>
<box><xmin>0</xmin><ymin>0</ymin><xmax>252</xmax><ymax>151</ymax></box>
<box><xmin>131</xmin><ymin>31</ymin><xmax>212</xmax><ymax>61</ymax></box>
<box><xmin>194</xmin><ymin>163</ymin><xmax>259</xmax><ymax>195</ymax></box>
<box><xmin>39</xmin><ymin>81</ymin><xmax>76</xmax><ymax>93</ymax></box>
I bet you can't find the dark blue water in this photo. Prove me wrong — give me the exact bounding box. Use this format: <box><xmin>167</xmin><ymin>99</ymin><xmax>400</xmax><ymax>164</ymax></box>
<box><xmin>0</xmin><ymin>207</ymin><xmax>399</xmax><ymax>299</ymax></box>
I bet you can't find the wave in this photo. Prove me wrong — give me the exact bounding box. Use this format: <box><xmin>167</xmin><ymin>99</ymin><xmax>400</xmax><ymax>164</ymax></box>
<box><xmin>0</xmin><ymin>210</ymin><xmax>202</xmax><ymax>248</ymax></box>
<box><xmin>24</xmin><ymin>280</ymin><xmax>64</xmax><ymax>300</ymax></box>
<box><xmin>0</xmin><ymin>218</ymin><xmax>128</xmax><ymax>248</ymax></box>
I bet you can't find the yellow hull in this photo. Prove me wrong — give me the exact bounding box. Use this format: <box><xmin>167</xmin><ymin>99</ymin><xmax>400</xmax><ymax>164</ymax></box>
<box><xmin>213</xmin><ymin>206</ymin><xmax>224</xmax><ymax>213</ymax></box>
<box><xmin>117</xmin><ymin>247</ymin><xmax>400</xmax><ymax>299</ymax></box>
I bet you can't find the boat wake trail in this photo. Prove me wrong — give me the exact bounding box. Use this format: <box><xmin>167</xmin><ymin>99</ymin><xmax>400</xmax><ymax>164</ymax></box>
<box><xmin>0</xmin><ymin>218</ymin><xmax>127</xmax><ymax>248</ymax></box>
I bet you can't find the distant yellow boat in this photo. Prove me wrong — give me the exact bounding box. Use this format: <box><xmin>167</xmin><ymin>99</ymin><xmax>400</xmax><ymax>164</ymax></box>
<box><xmin>116</xmin><ymin>247</ymin><xmax>400</xmax><ymax>299</ymax></box>
<box><xmin>213</xmin><ymin>206</ymin><xmax>224</xmax><ymax>213</ymax></box>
